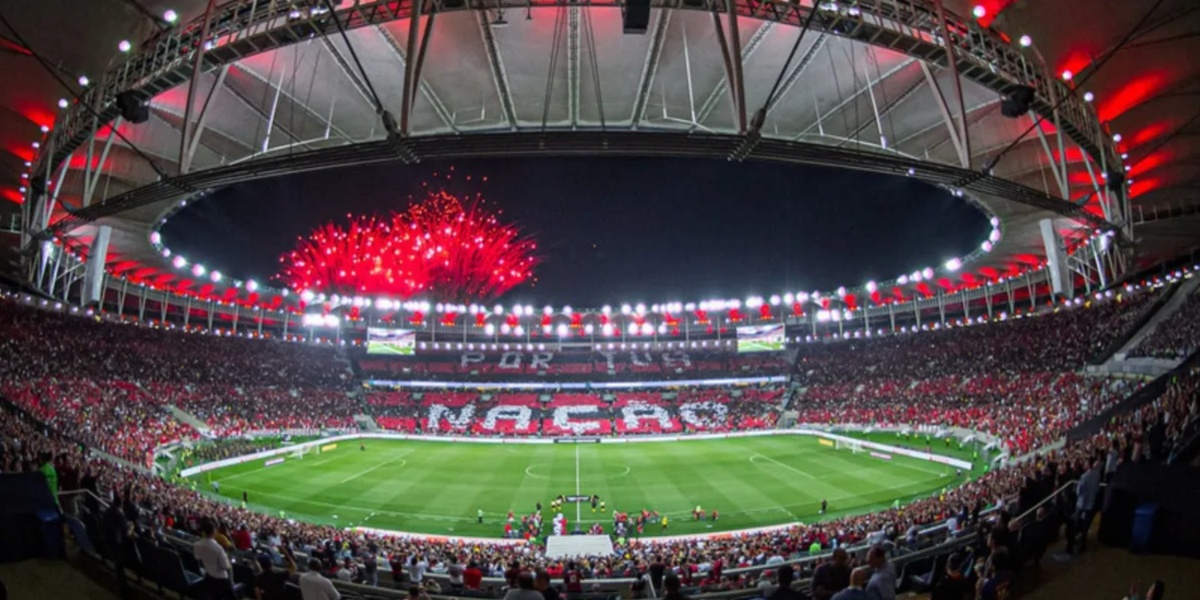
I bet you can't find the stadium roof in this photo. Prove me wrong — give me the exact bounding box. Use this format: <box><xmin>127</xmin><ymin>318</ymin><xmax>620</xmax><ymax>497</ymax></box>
<box><xmin>2</xmin><ymin>0</ymin><xmax>1199</xmax><ymax>308</ymax></box>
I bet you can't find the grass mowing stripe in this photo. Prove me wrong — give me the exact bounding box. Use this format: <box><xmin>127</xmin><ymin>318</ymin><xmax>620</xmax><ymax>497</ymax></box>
<box><xmin>193</xmin><ymin>436</ymin><xmax>972</xmax><ymax>538</ymax></box>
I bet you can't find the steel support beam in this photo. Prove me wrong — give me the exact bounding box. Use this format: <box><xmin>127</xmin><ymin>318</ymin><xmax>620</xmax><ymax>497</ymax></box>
<box><xmin>695</xmin><ymin>23</ymin><xmax>772</xmax><ymax>126</ymax></box>
<box><xmin>919</xmin><ymin>62</ymin><xmax>969</xmax><ymax>168</ymax></box>
<box><xmin>179</xmin><ymin>0</ymin><xmax>220</xmax><ymax>174</ymax></box>
<box><xmin>182</xmin><ymin>66</ymin><xmax>230</xmax><ymax>173</ymax></box>
<box><xmin>631</xmin><ymin>10</ymin><xmax>670</xmax><ymax>127</ymax></box>
<box><xmin>932</xmin><ymin>0</ymin><xmax>971</xmax><ymax>168</ymax></box>
<box><xmin>400</xmin><ymin>0</ymin><xmax>425</xmax><ymax>136</ymax></box>
<box><xmin>568</xmin><ymin>6</ymin><xmax>581</xmax><ymax>128</ymax></box>
<box><xmin>477</xmin><ymin>11</ymin><xmax>518</xmax><ymax>129</ymax></box>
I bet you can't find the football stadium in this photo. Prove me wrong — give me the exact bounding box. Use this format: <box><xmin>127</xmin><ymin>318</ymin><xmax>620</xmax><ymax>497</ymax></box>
<box><xmin>2</xmin><ymin>1</ymin><xmax>1200</xmax><ymax>600</ymax></box>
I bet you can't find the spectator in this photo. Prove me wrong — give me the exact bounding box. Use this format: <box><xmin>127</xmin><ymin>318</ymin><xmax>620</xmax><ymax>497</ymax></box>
<box><xmin>768</xmin><ymin>566</ymin><xmax>805</xmax><ymax>600</ymax></box>
<box><xmin>299</xmin><ymin>558</ymin><xmax>341</xmax><ymax>600</ymax></box>
<box><xmin>505</xmin><ymin>571</ymin><xmax>544</xmax><ymax>600</ymax></box>
<box><xmin>194</xmin><ymin>519</ymin><xmax>236</xmax><ymax>600</ymax></box>
<box><xmin>535</xmin><ymin>570</ymin><xmax>562</xmax><ymax>600</ymax></box>
<box><xmin>929</xmin><ymin>553</ymin><xmax>972</xmax><ymax>600</ymax></box>
<box><xmin>864</xmin><ymin>545</ymin><xmax>895</xmax><ymax>600</ymax></box>
<box><xmin>663</xmin><ymin>574</ymin><xmax>690</xmax><ymax>600</ymax></box>
<box><xmin>811</xmin><ymin>547</ymin><xmax>851</xmax><ymax>600</ymax></box>
<box><xmin>831</xmin><ymin>567</ymin><xmax>872</xmax><ymax>600</ymax></box>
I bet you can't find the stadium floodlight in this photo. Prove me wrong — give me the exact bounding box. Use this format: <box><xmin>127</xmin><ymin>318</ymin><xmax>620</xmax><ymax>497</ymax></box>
<box><xmin>1113</xmin><ymin>133</ymin><xmax>1122</xmax><ymax>142</ymax></box>
<box><xmin>769</xmin><ymin>294</ymin><xmax>781</xmax><ymax>306</ymax></box>
<box><xmin>469</xmin><ymin>304</ymin><xmax>479</xmax><ymax>314</ymax></box>
<box><xmin>514</xmin><ymin>325</ymin><xmax>524</xmax><ymax>335</ymax></box>
<box><xmin>922</xmin><ymin>267</ymin><xmax>935</xmax><ymax>280</ymax></box>
<box><xmin>40</xmin><ymin>125</ymin><xmax>49</xmax><ymax>133</ymax></box>
<box><xmin>685</xmin><ymin>302</ymin><xmax>696</xmax><ymax>311</ymax></box>
<box><xmin>542</xmin><ymin>325</ymin><xmax>552</xmax><ymax>334</ymax></box>
<box><xmin>1019</xmin><ymin>34</ymin><xmax>1032</xmax><ymax>47</ymax></box>
<box><xmin>584</xmin><ymin>324</ymin><xmax>594</xmax><ymax>334</ymax></box>
<box><xmin>563</xmin><ymin>305</ymin><xmax>572</xmax><ymax>315</ymax></box>
<box><xmin>556</xmin><ymin>324</ymin><xmax>568</xmax><ymax>337</ymax></box>
<box><xmin>1083</xmin><ymin>91</ymin><xmax>1094</xmax><ymax>102</ymax></box>
<box><xmin>783</xmin><ymin>293</ymin><xmax>794</xmax><ymax>304</ymax></box>
<box><xmin>150</xmin><ymin>232</ymin><xmax>161</xmax><ymax>244</ymax></box>
<box><xmin>1061</xmin><ymin>70</ymin><xmax>1073</xmax><ymax>82</ymax></box>
<box><xmin>543</xmin><ymin>305</ymin><xmax>553</xmax><ymax>315</ymax></box>
<box><xmin>493</xmin><ymin>304</ymin><xmax>503</xmax><ymax>315</ymax></box>
<box><xmin>729</xmin><ymin>299</ymin><xmax>741</xmax><ymax>310</ymax></box>
<box><xmin>621</xmin><ymin>304</ymin><xmax>632</xmax><ymax>315</ymax></box>
<box><xmin>523</xmin><ymin>305</ymin><xmax>533</xmax><ymax>316</ymax></box>
<box><xmin>651</xmin><ymin>304</ymin><xmax>660</xmax><ymax>313</ymax></box>
<box><xmin>836</xmin><ymin>286</ymin><xmax>847</xmax><ymax>298</ymax></box>
<box><xmin>906</xmin><ymin>167</ymin><xmax>915</xmax><ymax>177</ymax></box>
<box><xmin>635</xmin><ymin>303</ymin><xmax>647</xmax><ymax>314</ymax></box>
<box><xmin>866</xmin><ymin>281</ymin><xmax>878</xmax><ymax>293</ymax></box>
<box><xmin>627</xmin><ymin>322</ymin><xmax>639</xmax><ymax>335</ymax></box>
<box><xmin>602</xmin><ymin>305</ymin><xmax>612</xmax><ymax>315</ymax></box>
<box><xmin>982</xmin><ymin>241</ymin><xmax>993</xmax><ymax>252</ymax></box>
<box><xmin>911</xmin><ymin>270</ymin><xmax>922</xmax><ymax>282</ymax></box>
<box><xmin>210</xmin><ymin>271</ymin><xmax>222</xmax><ymax>282</ymax></box>
<box><xmin>657</xmin><ymin>323</ymin><xmax>667</xmax><ymax>334</ymax></box>
<box><xmin>990</xmin><ymin>229</ymin><xmax>1001</xmax><ymax>243</ymax></box>
<box><xmin>796</xmin><ymin>292</ymin><xmax>809</xmax><ymax>303</ymax></box>
<box><xmin>78</xmin><ymin>75</ymin><xmax>89</xmax><ymax>87</ymax></box>
<box><xmin>972</xmin><ymin>4</ymin><xmax>986</xmax><ymax>18</ymax></box>
<box><xmin>898</xmin><ymin>275</ymin><xmax>910</xmax><ymax>285</ymax></box>
<box><xmin>161</xmin><ymin>249</ymin><xmax>171</xmax><ymax>258</ymax></box>
<box><xmin>163</xmin><ymin>9</ymin><xmax>178</xmax><ymax>23</ymax></box>
<box><xmin>500</xmin><ymin>324</ymin><xmax>511</xmax><ymax>334</ymax></box>
<box><xmin>641</xmin><ymin>323</ymin><xmax>654</xmax><ymax>335</ymax></box>
<box><xmin>58</xmin><ymin>98</ymin><xmax>69</xmax><ymax>109</ymax></box>
<box><xmin>172</xmin><ymin>256</ymin><xmax>187</xmax><ymax>269</ymax></box>
<box><xmin>435</xmin><ymin>303</ymin><xmax>445</xmax><ymax>313</ymax></box>
<box><xmin>602</xmin><ymin>323</ymin><xmax>614</xmax><ymax>336</ymax></box>
<box><xmin>746</xmin><ymin>296</ymin><xmax>763</xmax><ymax>308</ymax></box>
<box><xmin>118</xmin><ymin>40</ymin><xmax>132</xmax><ymax>53</ymax></box>
<box><xmin>945</xmin><ymin>258</ymin><xmax>962</xmax><ymax>272</ymax></box>
<box><xmin>990</xmin><ymin>216</ymin><xmax>1000</xmax><ymax>227</ymax></box>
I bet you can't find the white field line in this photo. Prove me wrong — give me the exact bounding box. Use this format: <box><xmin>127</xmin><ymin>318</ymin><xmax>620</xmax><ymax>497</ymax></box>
<box><xmin>748</xmin><ymin>453</ymin><xmax>815</xmax><ymax>479</ymax></box>
<box><xmin>339</xmin><ymin>456</ymin><xmax>409</xmax><ymax>484</ymax></box>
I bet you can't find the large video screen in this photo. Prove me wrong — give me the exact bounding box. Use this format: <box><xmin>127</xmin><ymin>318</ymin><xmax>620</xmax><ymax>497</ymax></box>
<box><xmin>367</xmin><ymin>328</ymin><xmax>417</xmax><ymax>355</ymax></box>
<box><xmin>736</xmin><ymin>324</ymin><xmax>785</xmax><ymax>353</ymax></box>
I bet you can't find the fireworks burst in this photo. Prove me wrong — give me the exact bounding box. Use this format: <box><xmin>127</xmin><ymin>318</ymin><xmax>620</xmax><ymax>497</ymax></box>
<box><xmin>278</xmin><ymin>182</ymin><xmax>538</xmax><ymax>302</ymax></box>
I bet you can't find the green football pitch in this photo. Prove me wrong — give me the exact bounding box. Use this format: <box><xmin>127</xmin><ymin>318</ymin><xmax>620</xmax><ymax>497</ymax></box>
<box><xmin>192</xmin><ymin>436</ymin><xmax>971</xmax><ymax>539</ymax></box>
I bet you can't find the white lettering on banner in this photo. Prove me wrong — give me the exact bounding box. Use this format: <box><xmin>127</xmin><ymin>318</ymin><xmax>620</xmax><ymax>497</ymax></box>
<box><xmin>427</xmin><ymin>404</ymin><xmax>475</xmax><ymax>430</ymax></box>
<box><xmin>553</xmin><ymin>405</ymin><xmax>604</xmax><ymax>433</ymax></box>
<box><xmin>597</xmin><ymin>350</ymin><xmax>616</xmax><ymax>371</ymax></box>
<box><xmin>678</xmin><ymin>401</ymin><xmax>727</xmax><ymax>428</ymax></box>
<box><xmin>498</xmin><ymin>352</ymin><xmax>522</xmax><ymax>370</ymax></box>
<box><xmin>461</xmin><ymin>352</ymin><xmax>484</xmax><ymax>368</ymax></box>
<box><xmin>483</xmin><ymin>405</ymin><xmax>532</xmax><ymax>431</ymax></box>
<box><xmin>663</xmin><ymin>352</ymin><xmax>691</xmax><ymax>368</ymax></box>
<box><xmin>630</xmin><ymin>352</ymin><xmax>652</xmax><ymax>367</ymax></box>
<box><xmin>531</xmin><ymin>352</ymin><xmax>553</xmax><ymax>370</ymax></box>
<box><xmin>622</xmin><ymin>401</ymin><xmax>672</xmax><ymax>429</ymax></box>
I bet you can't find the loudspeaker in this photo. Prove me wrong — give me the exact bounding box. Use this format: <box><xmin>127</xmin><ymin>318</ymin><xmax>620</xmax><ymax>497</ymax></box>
<box><xmin>1000</xmin><ymin>85</ymin><xmax>1035</xmax><ymax>118</ymax></box>
<box><xmin>623</xmin><ymin>0</ymin><xmax>650</xmax><ymax>34</ymax></box>
<box><xmin>116</xmin><ymin>90</ymin><xmax>150</xmax><ymax>124</ymax></box>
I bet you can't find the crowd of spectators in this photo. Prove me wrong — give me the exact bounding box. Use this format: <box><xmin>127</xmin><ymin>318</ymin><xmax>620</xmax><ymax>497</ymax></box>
<box><xmin>1128</xmin><ymin>290</ymin><xmax>1200</xmax><ymax>360</ymax></box>
<box><xmin>0</xmin><ymin>300</ymin><xmax>356</xmax><ymax>464</ymax></box>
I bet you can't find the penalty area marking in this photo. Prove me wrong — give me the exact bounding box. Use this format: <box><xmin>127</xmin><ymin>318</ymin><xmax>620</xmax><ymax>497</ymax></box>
<box><xmin>749</xmin><ymin>453</ymin><xmax>815</xmax><ymax>479</ymax></box>
<box><xmin>339</xmin><ymin>457</ymin><xmax>408</xmax><ymax>484</ymax></box>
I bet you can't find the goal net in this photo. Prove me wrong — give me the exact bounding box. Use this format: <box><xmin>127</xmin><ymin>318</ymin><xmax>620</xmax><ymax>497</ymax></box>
<box><xmin>835</xmin><ymin>439</ymin><xmax>864</xmax><ymax>454</ymax></box>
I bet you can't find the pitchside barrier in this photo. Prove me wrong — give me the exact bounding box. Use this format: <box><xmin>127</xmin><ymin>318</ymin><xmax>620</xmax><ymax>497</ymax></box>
<box><xmin>178</xmin><ymin>428</ymin><xmax>972</xmax><ymax>479</ymax></box>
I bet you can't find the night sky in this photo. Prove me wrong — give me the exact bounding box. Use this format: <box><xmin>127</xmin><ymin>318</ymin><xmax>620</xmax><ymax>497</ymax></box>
<box><xmin>161</xmin><ymin>157</ymin><xmax>988</xmax><ymax>305</ymax></box>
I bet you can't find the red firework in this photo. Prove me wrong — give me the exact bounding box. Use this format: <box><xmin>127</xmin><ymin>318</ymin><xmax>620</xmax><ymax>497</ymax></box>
<box><xmin>278</xmin><ymin>187</ymin><xmax>538</xmax><ymax>302</ymax></box>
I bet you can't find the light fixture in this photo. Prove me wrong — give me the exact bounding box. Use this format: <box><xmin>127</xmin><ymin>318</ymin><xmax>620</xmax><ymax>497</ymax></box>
<box><xmin>78</xmin><ymin>75</ymin><xmax>89</xmax><ymax>87</ymax></box>
<box><xmin>164</xmin><ymin>9</ymin><xmax>178</xmax><ymax>24</ymax></box>
<box><xmin>1113</xmin><ymin>133</ymin><xmax>1122</xmax><ymax>142</ymax></box>
<box><xmin>1061</xmin><ymin>70</ymin><xmax>1073</xmax><ymax>81</ymax></box>
<box><xmin>58</xmin><ymin>98</ymin><xmax>68</xmax><ymax>109</ymax></box>
<box><xmin>118</xmin><ymin>40</ymin><xmax>132</xmax><ymax>53</ymax></box>
<box><xmin>1083</xmin><ymin>91</ymin><xmax>1094</xmax><ymax>102</ymax></box>
<box><xmin>1018</xmin><ymin>34</ymin><xmax>1032</xmax><ymax>47</ymax></box>
<box><xmin>972</xmin><ymin>5</ymin><xmax>986</xmax><ymax>19</ymax></box>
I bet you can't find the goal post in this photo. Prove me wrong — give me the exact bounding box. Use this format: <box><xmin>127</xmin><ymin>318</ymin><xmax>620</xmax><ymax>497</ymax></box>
<box><xmin>835</xmin><ymin>439</ymin><xmax>863</xmax><ymax>454</ymax></box>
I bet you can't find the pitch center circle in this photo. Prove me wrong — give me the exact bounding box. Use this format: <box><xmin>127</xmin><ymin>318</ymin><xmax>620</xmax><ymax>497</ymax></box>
<box><xmin>524</xmin><ymin>464</ymin><xmax>552</xmax><ymax>479</ymax></box>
